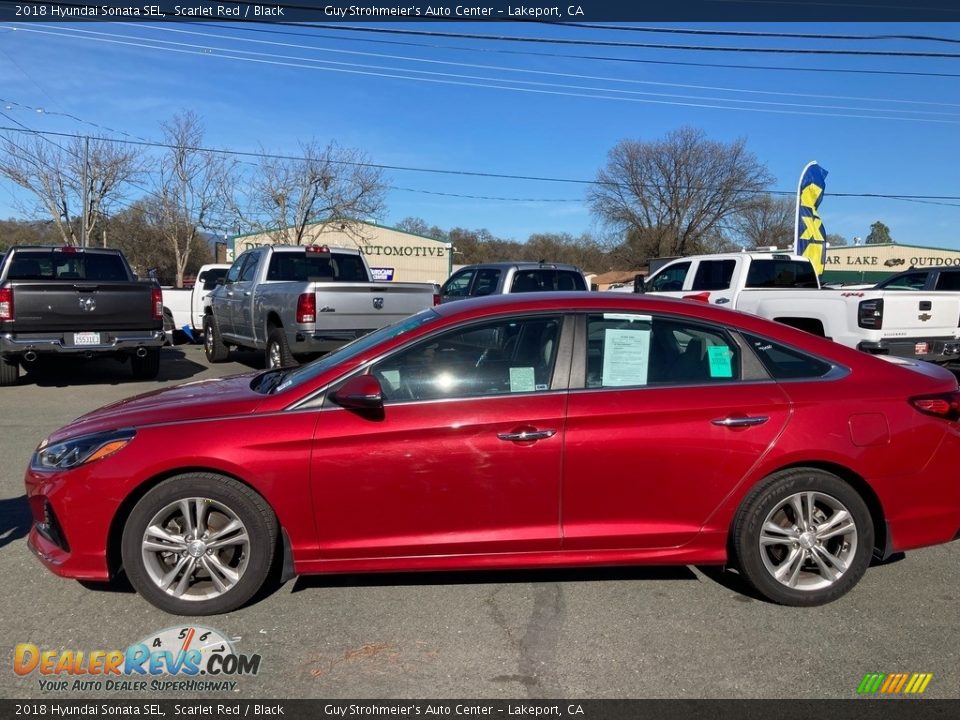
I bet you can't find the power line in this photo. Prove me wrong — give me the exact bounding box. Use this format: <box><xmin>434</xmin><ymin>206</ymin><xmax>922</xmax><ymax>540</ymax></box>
<box><xmin>2</xmin><ymin>124</ymin><xmax>959</xmax><ymax>203</ymax></box>
<box><xmin>254</xmin><ymin>22</ymin><xmax>960</xmax><ymax>59</ymax></box>
<box><xmin>549</xmin><ymin>22</ymin><xmax>960</xmax><ymax>46</ymax></box>
<box><xmin>13</xmin><ymin>25</ymin><xmax>960</xmax><ymax>125</ymax></box>
<box><xmin>197</xmin><ymin>22</ymin><xmax>960</xmax><ymax>80</ymax></box>
<box><xmin>131</xmin><ymin>23</ymin><xmax>960</xmax><ymax>111</ymax></box>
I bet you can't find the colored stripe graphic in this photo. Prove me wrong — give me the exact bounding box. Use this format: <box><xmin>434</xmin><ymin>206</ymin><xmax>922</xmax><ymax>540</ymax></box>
<box><xmin>858</xmin><ymin>673</ymin><xmax>932</xmax><ymax>695</ymax></box>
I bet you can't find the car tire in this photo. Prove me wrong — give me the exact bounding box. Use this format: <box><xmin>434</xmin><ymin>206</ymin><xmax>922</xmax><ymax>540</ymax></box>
<box><xmin>0</xmin><ymin>354</ymin><xmax>20</xmax><ymax>386</ymax></box>
<box><xmin>266</xmin><ymin>328</ymin><xmax>297</xmax><ymax>370</ymax></box>
<box><xmin>203</xmin><ymin>315</ymin><xmax>229</xmax><ymax>363</ymax></box>
<box><xmin>732</xmin><ymin>468</ymin><xmax>874</xmax><ymax>606</ymax></box>
<box><xmin>121</xmin><ymin>474</ymin><xmax>277</xmax><ymax>615</ymax></box>
<box><xmin>130</xmin><ymin>348</ymin><xmax>161</xmax><ymax>380</ymax></box>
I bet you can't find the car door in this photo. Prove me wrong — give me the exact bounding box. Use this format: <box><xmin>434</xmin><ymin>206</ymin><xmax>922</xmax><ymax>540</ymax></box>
<box><xmin>310</xmin><ymin>313</ymin><xmax>571</xmax><ymax>559</ymax></box>
<box><xmin>689</xmin><ymin>258</ymin><xmax>738</xmax><ymax>305</ymax></box>
<box><xmin>231</xmin><ymin>249</ymin><xmax>261</xmax><ymax>343</ymax></box>
<box><xmin>215</xmin><ymin>254</ymin><xmax>249</xmax><ymax>337</ymax></box>
<box><xmin>561</xmin><ymin>311</ymin><xmax>792</xmax><ymax>549</ymax></box>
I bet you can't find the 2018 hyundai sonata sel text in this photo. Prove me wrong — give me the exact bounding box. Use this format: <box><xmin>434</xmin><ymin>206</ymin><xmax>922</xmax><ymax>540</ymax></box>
<box><xmin>25</xmin><ymin>293</ymin><xmax>960</xmax><ymax>614</ymax></box>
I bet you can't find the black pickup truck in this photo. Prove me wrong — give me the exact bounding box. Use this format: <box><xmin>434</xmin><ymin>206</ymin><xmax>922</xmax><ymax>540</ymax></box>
<box><xmin>0</xmin><ymin>246</ymin><xmax>165</xmax><ymax>385</ymax></box>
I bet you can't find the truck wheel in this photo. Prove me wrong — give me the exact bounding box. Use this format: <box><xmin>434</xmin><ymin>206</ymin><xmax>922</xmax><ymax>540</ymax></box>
<box><xmin>732</xmin><ymin>468</ymin><xmax>873</xmax><ymax>606</ymax></box>
<box><xmin>203</xmin><ymin>315</ymin><xmax>229</xmax><ymax>363</ymax></box>
<box><xmin>121</xmin><ymin>473</ymin><xmax>277</xmax><ymax>615</ymax></box>
<box><xmin>131</xmin><ymin>348</ymin><xmax>161</xmax><ymax>380</ymax></box>
<box><xmin>0</xmin><ymin>354</ymin><xmax>19</xmax><ymax>386</ymax></box>
<box><xmin>266</xmin><ymin>328</ymin><xmax>297</xmax><ymax>369</ymax></box>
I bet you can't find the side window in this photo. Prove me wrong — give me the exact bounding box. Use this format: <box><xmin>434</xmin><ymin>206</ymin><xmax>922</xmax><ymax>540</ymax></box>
<box><xmin>692</xmin><ymin>260</ymin><xmax>736</xmax><ymax>291</ymax></box>
<box><xmin>511</xmin><ymin>270</ymin><xmax>543</xmax><ymax>293</ymax></box>
<box><xmin>200</xmin><ymin>268</ymin><xmax>228</xmax><ymax>290</ymax></box>
<box><xmin>936</xmin><ymin>272</ymin><xmax>960</xmax><ymax>291</ymax></box>
<box><xmin>441</xmin><ymin>269</ymin><xmax>475</xmax><ymax>298</ymax></box>
<box><xmin>472</xmin><ymin>268</ymin><xmax>501</xmax><ymax>296</ymax></box>
<box><xmin>370</xmin><ymin>315</ymin><xmax>563</xmax><ymax>402</ymax></box>
<box><xmin>647</xmin><ymin>262</ymin><xmax>691</xmax><ymax>292</ymax></box>
<box><xmin>238</xmin><ymin>252</ymin><xmax>260</xmax><ymax>282</ymax></box>
<box><xmin>876</xmin><ymin>271</ymin><xmax>927</xmax><ymax>291</ymax></box>
<box><xmin>585</xmin><ymin>313</ymin><xmax>740</xmax><ymax>389</ymax></box>
<box><xmin>743</xmin><ymin>333</ymin><xmax>833</xmax><ymax>379</ymax></box>
<box><xmin>225</xmin><ymin>255</ymin><xmax>248</xmax><ymax>284</ymax></box>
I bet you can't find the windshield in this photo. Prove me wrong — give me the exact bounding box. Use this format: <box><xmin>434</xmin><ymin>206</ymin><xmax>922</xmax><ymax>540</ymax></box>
<box><xmin>256</xmin><ymin>308</ymin><xmax>440</xmax><ymax>394</ymax></box>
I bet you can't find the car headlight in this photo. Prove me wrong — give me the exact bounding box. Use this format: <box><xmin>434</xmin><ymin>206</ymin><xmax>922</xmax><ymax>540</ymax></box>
<box><xmin>31</xmin><ymin>429</ymin><xmax>136</xmax><ymax>471</ymax></box>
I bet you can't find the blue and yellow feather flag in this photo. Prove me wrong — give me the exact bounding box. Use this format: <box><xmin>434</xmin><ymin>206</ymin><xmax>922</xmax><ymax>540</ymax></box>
<box><xmin>795</xmin><ymin>162</ymin><xmax>829</xmax><ymax>275</ymax></box>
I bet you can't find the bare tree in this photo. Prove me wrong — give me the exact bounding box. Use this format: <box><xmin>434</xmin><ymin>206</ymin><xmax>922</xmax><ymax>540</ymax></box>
<box><xmin>145</xmin><ymin>112</ymin><xmax>234</xmax><ymax>287</ymax></box>
<box><xmin>589</xmin><ymin>127</ymin><xmax>772</xmax><ymax>264</ymax></box>
<box><xmin>732</xmin><ymin>194</ymin><xmax>795</xmax><ymax>249</ymax></box>
<box><xmin>239</xmin><ymin>140</ymin><xmax>386</xmax><ymax>246</ymax></box>
<box><xmin>0</xmin><ymin>133</ymin><xmax>143</xmax><ymax>246</ymax></box>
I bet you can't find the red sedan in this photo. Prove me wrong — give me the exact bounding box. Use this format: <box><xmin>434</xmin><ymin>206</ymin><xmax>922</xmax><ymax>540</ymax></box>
<box><xmin>25</xmin><ymin>293</ymin><xmax>960</xmax><ymax>614</ymax></box>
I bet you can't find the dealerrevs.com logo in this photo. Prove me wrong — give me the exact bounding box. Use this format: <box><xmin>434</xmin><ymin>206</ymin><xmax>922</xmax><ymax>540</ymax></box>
<box><xmin>13</xmin><ymin>626</ymin><xmax>261</xmax><ymax>693</ymax></box>
<box><xmin>857</xmin><ymin>673</ymin><xmax>934</xmax><ymax>695</ymax></box>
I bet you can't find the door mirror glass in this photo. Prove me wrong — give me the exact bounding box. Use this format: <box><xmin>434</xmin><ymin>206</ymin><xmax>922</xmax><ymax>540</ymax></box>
<box><xmin>331</xmin><ymin>374</ymin><xmax>384</xmax><ymax>410</ymax></box>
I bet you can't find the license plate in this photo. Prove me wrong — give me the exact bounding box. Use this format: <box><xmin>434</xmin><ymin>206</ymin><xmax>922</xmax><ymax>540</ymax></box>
<box><xmin>915</xmin><ymin>342</ymin><xmax>929</xmax><ymax>355</ymax></box>
<box><xmin>73</xmin><ymin>332</ymin><xmax>101</xmax><ymax>346</ymax></box>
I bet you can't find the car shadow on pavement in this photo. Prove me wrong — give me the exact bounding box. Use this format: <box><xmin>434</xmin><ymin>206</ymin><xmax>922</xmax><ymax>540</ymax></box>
<box><xmin>288</xmin><ymin>565</ymin><xmax>699</xmax><ymax>595</ymax></box>
<box><xmin>25</xmin><ymin>349</ymin><xmax>208</xmax><ymax>387</ymax></box>
<box><xmin>0</xmin><ymin>495</ymin><xmax>31</xmax><ymax>549</ymax></box>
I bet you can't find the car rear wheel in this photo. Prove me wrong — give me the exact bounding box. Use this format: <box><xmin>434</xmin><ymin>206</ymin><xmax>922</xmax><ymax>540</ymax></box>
<box><xmin>266</xmin><ymin>328</ymin><xmax>297</xmax><ymax>370</ymax></box>
<box><xmin>121</xmin><ymin>474</ymin><xmax>277</xmax><ymax>615</ymax></box>
<box><xmin>732</xmin><ymin>468</ymin><xmax>874</xmax><ymax>606</ymax></box>
<box><xmin>203</xmin><ymin>315</ymin><xmax>229</xmax><ymax>363</ymax></box>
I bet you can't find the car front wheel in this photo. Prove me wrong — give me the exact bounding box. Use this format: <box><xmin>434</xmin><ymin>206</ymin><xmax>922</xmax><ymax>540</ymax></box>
<box><xmin>121</xmin><ymin>474</ymin><xmax>277</xmax><ymax>615</ymax></box>
<box><xmin>733</xmin><ymin>468</ymin><xmax>874</xmax><ymax>606</ymax></box>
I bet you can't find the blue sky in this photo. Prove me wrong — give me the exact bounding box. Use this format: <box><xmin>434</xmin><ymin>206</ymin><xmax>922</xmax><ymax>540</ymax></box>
<box><xmin>0</xmin><ymin>20</ymin><xmax>958</xmax><ymax>248</ymax></box>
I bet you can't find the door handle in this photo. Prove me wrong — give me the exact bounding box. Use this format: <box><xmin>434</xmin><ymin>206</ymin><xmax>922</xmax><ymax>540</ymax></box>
<box><xmin>711</xmin><ymin>416</ymin><xmax>769</xmax><ymax>428</ymax></box>
<box><xmin>243</xmin><ymin>291</ymin><xmax>252</xmax><ymax>297</ymax></box>
<box><xmin>497</xmin><ymin>429</ymin><xmax>557</xmax><ymax>442</ymax></box>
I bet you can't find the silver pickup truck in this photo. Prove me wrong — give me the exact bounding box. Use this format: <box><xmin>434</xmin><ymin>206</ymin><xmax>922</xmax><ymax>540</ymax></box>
<box><xmin>204</xmin><ymin>244</ymin><xmax>440</xmax><ymax>368</ymax></box>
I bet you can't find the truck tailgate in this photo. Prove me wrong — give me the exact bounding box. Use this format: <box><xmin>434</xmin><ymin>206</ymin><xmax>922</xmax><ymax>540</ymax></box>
<box><xmin>9</xmin><ymin>281</ymin><xmax>156</xmax><ymax>332</ymax></box>
<box><xmin>312</xmin><ymin>283</ymin><xmax>435</xmax><ymax>332</ymax></box>
<box><xmin>878</xmin><ymin>292</ymin><xmax>960</xmax><ymax>339</ymax></box>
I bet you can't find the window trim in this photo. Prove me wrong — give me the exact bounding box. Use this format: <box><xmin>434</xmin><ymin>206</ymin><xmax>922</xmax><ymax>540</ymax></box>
<box><xmin>739</xmin><ymin>330</ymin><xmax>849</xmax><ymax>384</ymax></box>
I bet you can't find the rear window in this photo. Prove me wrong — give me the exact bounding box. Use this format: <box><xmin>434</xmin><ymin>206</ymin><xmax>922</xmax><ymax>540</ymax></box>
<box><xmin>6</xmin><ymin>250</ymin><xmax>129</xmax><ymax>282</ymax></box>
<box><xmin>743</xmin><ymin>333</ymin><xmax>833</xmax><ymax>379</ymax></box>
<box><xmin>266</xmin><ymin>251</ymin><xmax>368</xmax><ymax>282</ymax></box>
<box><xmin>745</xmin><ymin>260</ymin><xmax>818</xmax><ymax>289</ymax></box>
<box><xmin>510</xmin><ymin>269</ymin><xmax>586</xmax><ymax>293</ymax></box>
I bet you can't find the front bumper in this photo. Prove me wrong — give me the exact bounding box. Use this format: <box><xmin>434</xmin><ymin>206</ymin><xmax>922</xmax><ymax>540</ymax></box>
<box><xmin>24</xmin><ymin>465</ymin><xmax>116</xmax><ymax>581</ymax></box>
<box><xmin>1</xmin><ymin>330</ymin><xmax>165</xmax><ymax>357</ymax></box>
<box><xmin>857</xmin><ymin>337</ymin><xmax>960</xmax><ymax>364</ymax></box>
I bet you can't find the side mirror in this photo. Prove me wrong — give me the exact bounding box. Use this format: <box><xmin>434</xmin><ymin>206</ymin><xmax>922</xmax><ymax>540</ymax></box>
<box><xmin>634</xmin><ymin>275</ymin><xmax>646</xmax><ymax>294</ymax></box>
<box><xmin>216</xmin><ymin>277</ymin><xmax>226</xmax><ymax>286</ymax></box>
<box><xmin>330</xmin><ymin>374</ymin><xmax>384</xmax><ymax>410</ymax></box>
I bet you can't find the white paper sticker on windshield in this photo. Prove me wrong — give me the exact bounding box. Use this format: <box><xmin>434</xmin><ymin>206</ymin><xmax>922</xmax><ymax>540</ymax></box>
<box><xmin>509</xmin><ymin>366</ymin><xmax>536</xmax><ymax>393</ymax></box>
<box><xmin>602</xmin><ymin>328</ymin><xmax>650</xmax><ymax>387</ymax></box>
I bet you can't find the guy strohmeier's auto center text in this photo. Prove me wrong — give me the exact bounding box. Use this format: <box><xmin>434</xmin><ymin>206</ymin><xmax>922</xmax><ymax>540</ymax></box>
<box><xmin>13</xmin><ymin>3</ymin><xmax>586</xmax><ymax>18</ymax></box>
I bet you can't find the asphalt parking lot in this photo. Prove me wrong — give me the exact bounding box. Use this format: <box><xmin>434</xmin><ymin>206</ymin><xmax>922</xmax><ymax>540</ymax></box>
<box><xmin>1</xmin><ymin>345</ymin><xmax>958</xmax><ymax>700</ymax></box>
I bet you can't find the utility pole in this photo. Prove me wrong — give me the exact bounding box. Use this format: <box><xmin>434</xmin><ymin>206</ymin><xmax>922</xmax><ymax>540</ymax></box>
<box><xmin>81</xmin><ymin>136</ymin><xmax>89</xmax><ymax>248</ymax></box>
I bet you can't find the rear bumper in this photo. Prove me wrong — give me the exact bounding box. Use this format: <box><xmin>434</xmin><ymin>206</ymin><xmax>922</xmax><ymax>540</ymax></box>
<box><xmin>1</xmin><ymin>330</ymin><xmax>165</xmax><ymax>357</ymax></box>
<box><xmin>857</xmin><ymin>337</ymin><xmax>960</xmax><ymax>364</ymax></box>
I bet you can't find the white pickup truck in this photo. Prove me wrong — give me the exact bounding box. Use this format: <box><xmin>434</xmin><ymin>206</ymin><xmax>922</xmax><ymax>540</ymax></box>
<box><xmin>205</xmin><ymin>244</ymin><xmax>440</xmax><ymax>369</ymax></box>
<box><xmin>159</xmin><ymin>263</ymin><xmax>230</xmax><ymax>342</ymax></box>
<box><xmin>640</xmin><ymin>252</ymin><xmax>960</xmax><ymax>364</ymax></box>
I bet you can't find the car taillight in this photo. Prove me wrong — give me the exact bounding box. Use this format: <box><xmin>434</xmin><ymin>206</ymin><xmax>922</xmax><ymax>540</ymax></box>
<box><xmin>151</xmin><ymin>287</ymin><xmax>163</xmax><ymax>321</ymax></box>
<box><xmin>433</xmin><ymin>293</ymin><xmax>441</xmax><ymax>306</ymax></box>
<box><xmin>296</xmin><ymin>293</ymin><xmax>316</xmax><ymax>323</ymax></box>
<box><xmin>858</xmin><ymin>298</ymin><xmax>883</xmax><ymax>329</ymax></box>
<box><xmin>0</xmin><ymin>287</ymin><xmax>12</xmax><ymax>321</ymax></box>
<box><xmin>911</xmin><ymin>392</ymin><xmax>960</xmax><ymax>421</ymax></box>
